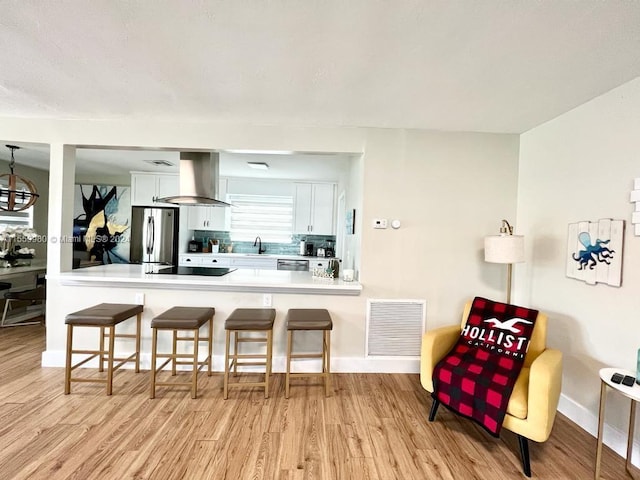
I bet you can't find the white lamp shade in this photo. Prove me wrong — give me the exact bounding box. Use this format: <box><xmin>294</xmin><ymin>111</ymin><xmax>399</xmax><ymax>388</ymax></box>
<box><xmin>484</xmin><ymin>235</ymin><xmax>525</xmax><ymax>264</ymax></box>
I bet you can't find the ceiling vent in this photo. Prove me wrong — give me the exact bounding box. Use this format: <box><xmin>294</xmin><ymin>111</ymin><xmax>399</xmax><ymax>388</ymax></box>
<box><xmin>144</xmin><ymin>160</ymin><xmax>175</xmax><ymax>167</ymax></box>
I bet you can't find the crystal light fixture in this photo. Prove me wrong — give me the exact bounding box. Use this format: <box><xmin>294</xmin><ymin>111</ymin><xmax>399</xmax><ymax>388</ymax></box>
<box><xmin>0</xmin><ymin>145</ymin><xmax>39</xmax><ymax>212</ymax></box>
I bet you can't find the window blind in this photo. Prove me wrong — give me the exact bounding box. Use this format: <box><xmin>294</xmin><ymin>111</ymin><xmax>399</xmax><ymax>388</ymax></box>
<box><xmin>227</xmin><ymin>193</ymin><xmax>293</xmax><ymax>243</ymax></box>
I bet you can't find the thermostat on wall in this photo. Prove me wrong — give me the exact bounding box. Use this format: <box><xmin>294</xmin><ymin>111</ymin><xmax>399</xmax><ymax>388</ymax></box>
<box><xmin>373</xmin><ymin>218</ymin><xmax>388</xmax><ymax>229</ymax></box>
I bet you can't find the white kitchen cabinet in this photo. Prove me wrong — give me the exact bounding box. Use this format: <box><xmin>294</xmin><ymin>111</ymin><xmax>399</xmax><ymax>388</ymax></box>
<box><xmin>179</xmin><ymin>254</ymin><xmax>231</xmax><ymax>268</ymax></box>
<box><xmin>230</xmin><ymin>256</ymin><xmax>278</xmax><ymax>270</ymax></box>
<box><xmin>293</xmin><ymin>183</ymin><xmax>336</xmax><ymax>235</ymax></box>
<box><xmin>187</xmin><ymin>178</ymin><xmax>228</xmax><ymax>230</ymax></box>
<box><xmin>310</xmin><ymin>259</ymin><xmax>331</xmax><ymax>270</ymax></box>
<box><xmin>199</xmin><ymin>255</ymin><xmax>231</xmax><ymax>267</ymax></box>
<box><xmin>178</xmin><ymin>254</ymin><xmax>202</xmax><ymax>266</ymax></box>
<box><xmin>179</xmin><ymin>253</ymin><xmax>276</xmax><ymax>269</ymax></box>
<box><xmin>131</xmin><ymin>172</ymin><xmax>179</xmax><ymax>207</ymax></box>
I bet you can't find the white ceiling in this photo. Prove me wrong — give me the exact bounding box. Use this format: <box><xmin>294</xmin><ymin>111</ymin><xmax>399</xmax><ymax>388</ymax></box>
<box><xmin>1</xmin><ymin>1</ymin><xmax>639</xmax><ymax>135</ymax></box>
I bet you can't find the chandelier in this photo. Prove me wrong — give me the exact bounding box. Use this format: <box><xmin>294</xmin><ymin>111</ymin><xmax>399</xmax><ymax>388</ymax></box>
<box><xmin>0</xmin><ymin>145</ymin><xmax>39</xmax><ymax>212</ymax></box>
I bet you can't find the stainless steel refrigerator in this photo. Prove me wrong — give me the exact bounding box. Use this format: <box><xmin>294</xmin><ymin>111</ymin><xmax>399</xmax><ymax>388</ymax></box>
<box><xmin>129</xmin><ymin>207</ymin><xmax>179</xmax><ymax>265</ymax></box>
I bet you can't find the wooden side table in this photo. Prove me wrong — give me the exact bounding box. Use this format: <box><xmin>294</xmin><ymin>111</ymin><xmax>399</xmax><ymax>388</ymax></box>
<box><xmin>595</xmin><ymin>367</ymin><xmax>640</xmax><ymax>479</ymax></box>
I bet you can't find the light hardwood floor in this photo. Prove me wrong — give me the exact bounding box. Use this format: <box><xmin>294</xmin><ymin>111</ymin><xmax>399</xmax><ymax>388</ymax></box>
<box><xmin>0</xmin><ymin>325</ymin><xmax>630</xmax><ymax>479</ymax></box>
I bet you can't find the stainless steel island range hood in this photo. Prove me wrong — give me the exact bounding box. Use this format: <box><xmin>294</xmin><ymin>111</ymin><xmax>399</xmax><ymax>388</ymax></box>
<box><xmin>156</xmin><ymin>151</ymin><xmax>230</xmax><ymax>206</ymax></box>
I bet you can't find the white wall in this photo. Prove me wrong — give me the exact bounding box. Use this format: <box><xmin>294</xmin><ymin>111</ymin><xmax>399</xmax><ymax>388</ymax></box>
<box><xmin>360</xmin><ymin>128</ymin><xmax>520</xmax><ymax>326</ymax></box>
<box><xmin>75</xmin><ymin>173</ymin><xmax>130</xmax><ymax>186</ymax></box>
<box><xmin>518</xmin><ymin>76</ymin><xmax>640</xmax><ymax>453</ymax></box>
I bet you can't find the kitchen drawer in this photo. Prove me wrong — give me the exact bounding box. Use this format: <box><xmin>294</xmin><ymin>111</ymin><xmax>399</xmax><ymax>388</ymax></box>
<box><xmin>311</xmin><ymin>259</ymin><xmax>331</xmax><ymax>270</ymax></box>
<box><xmin>179</xmin><ymin>254</ymin><xmax>202</xmax><ymax>266</ymax></box>
<box><xmin>199</xmin><ymin>256</ymin><xmax>231</xmax><ymax>268</ymax></box>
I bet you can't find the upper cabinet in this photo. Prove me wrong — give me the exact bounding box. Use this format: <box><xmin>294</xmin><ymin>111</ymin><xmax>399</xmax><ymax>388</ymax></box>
<box><xmin>131</xmin><ymin>172</ymin><xmax>179</xmax><ymax>207</ymax></box>
<box><xmin>293</xmin><ymin>183</ymin><xmax>336</xmax><ymax>235</ymax></box>
<box><xmin>187</xmin><ymin>178</ymin><xmax>228</xmax><ymax>231</ymax></box>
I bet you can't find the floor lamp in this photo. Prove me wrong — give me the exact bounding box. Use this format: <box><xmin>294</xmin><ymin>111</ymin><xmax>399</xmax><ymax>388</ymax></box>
<box><xmin>484</xmin><ymin>219</ymin><xmax>524</xmax><ymax>304</ymax></box>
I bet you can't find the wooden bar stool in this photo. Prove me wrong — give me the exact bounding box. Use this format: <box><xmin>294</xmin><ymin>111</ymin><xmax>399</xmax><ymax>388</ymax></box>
<box><xmin>223</xmin><ymin>308</ymin><xmax>276</xmax><ymax>399</ymax></box>
<box><xmin>64</xmin><ymin>303</ymin><xmax>143</xmax><ymax>395</ymax></box>
<box><xmin>285</xmin><ymin>308</ymin><xmax>333</xmax><ymax>398</ymax></box>
<box><xmin>150</xmin><ymin>306</ymin><xmax>215</xmax><ymax>399</ymax></box>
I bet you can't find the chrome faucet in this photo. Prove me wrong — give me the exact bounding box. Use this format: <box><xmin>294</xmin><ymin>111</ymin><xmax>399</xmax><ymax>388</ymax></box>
<box><xmin>253</xmin><ymin>236</ymin><xmax>266</xmax><ymax>254</ymax></box>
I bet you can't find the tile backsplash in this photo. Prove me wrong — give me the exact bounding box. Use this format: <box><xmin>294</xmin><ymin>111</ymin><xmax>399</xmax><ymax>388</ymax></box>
<box><xmin>192</xmin><ymin>230</ymin><xmax>336</xmax><ymax>256</ymax></box>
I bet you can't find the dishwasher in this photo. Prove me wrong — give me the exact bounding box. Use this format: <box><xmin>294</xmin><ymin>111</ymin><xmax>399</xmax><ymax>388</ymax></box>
<box><xmin>277</xmin><ymin>259</ymin><xmax>309</xmax><ymax>271</ymax></box>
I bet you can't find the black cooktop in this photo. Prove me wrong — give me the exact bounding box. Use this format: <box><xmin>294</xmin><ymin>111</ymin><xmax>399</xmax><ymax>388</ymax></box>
<box><xmin>154</xmin><ymin>266</ymin><xmax>236</xmax><ymax>276</ymax></box>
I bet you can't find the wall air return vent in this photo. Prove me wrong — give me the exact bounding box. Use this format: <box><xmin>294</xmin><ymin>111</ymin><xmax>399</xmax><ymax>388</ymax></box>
<box><xmin>366</xmin><ymin>299</ymin><xmax>426</xmax><ymax>357</ymax></box>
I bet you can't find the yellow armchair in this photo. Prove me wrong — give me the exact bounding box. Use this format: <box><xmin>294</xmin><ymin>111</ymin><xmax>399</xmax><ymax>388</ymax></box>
<box><xmin>420</xmin><ymin>300</ymin><xmax>563</xmax><ymax>477</ymax></box>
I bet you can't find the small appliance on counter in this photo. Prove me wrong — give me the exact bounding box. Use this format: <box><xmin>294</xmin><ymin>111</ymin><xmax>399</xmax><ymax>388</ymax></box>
<box><xmin>325</xmin><ymin>240</ymin><xmax>335</xmax><ymax>257</ymax></box>
<box><xmin>317</xmin><ymin>247</ymin><xmax>325</xmax><ymax>257</ymax></box>
<box><xmin>305</xmin><ymin>243</ymin><xmax>314</xmax><ymax>256</ymax></box>
<box><xmin>188</xmin><ymin>236</ymin><xmax>201</xmax><ymax>253</ymax></box>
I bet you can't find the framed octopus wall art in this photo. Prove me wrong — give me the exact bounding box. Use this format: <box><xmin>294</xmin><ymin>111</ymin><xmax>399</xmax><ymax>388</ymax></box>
<box><xmin>566</xmin><ymin>218</ymin><xmax>624</xmax><ymax>287</ymax></box>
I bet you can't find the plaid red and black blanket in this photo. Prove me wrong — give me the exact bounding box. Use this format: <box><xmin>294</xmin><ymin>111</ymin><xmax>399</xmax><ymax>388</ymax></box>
<box><xmin>432</xmin><ymin>297</ymin><xmax>538</xmax><ymax>436</ymax></box>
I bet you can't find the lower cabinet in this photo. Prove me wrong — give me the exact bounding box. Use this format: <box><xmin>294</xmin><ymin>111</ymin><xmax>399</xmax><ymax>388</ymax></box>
<box><xmin>178</xmin><ymin>254</ymin><xmax>276</xmax><ymax>270</ymax></box>
<box><xmin>229</xmin><ymin>256</ymin><xmax>278</xmax><ymax>270</ymax></box>
<box><xmin>198</xmin><ymin>256</ymin><xmax>231</xmax><ymax>267</ymax></box>
<box><xmin>178</xmin><ymin>254</ymin><xmax>201</xmax><ymax>266</ymax></box>
<box><xmin>310</xmin><ymin>259</ymin><xmax>331</xmax><ymax>270</ymax></box>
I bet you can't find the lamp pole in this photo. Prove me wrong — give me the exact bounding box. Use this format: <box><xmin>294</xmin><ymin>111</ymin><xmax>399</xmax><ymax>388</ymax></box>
<box><xmin>506</xmin><ymin>262</ymin><xmax>513</xmax><ymax>304</ymax></box>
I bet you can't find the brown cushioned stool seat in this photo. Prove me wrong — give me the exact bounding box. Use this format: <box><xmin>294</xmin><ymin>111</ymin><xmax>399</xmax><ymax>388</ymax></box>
<box><xmin>223</xmin><ymin>308</ymin><xmax>276</xmax><ymax>399</ymax></box>
<box><xmin>64</xmin><ymin>303</ymin><xmax>143</xmax><ymax>395</ymax></box>
<box><xmin>285</xmin><ymin>308</ymin><xmax>333</xmax><ymax>398</ymax></box>
<box><xmin>150</xmin><ymin>307</ymin><xmax>215</xmax><ymax>399</ymax></box>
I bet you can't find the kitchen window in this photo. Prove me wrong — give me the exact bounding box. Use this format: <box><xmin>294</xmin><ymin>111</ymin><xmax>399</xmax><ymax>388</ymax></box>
<box><xmin>227</xmin><ymin>193</ymin><xmax>293</xmax><ymax>243</ymax></box>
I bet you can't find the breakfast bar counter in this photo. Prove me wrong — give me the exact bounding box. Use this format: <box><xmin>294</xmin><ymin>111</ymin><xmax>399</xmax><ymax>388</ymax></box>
<box><xmin>44</xmin><ymin>263</ymin><xmax>371</xmax><ymax>372</ymax></box>
<box><xmin>54</xmin><ymin>264</ymin><xmax>362</xmax><ymax>296</ymax></box>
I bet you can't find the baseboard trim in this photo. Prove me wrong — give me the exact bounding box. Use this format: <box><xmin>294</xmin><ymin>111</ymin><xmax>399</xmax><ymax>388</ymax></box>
<box><xmin>559</xmin><ymin>393</ymin><xmax>640</xmax><ymax>467</ymax></box>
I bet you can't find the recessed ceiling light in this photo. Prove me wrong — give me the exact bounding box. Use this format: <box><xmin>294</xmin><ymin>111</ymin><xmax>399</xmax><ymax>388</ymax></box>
<box><xmin>247</xmin><ymin>162</ymin><xmax>269</xmax><ymax>170</ymax></box>
<box><xmin>144</xmin><ymin>160</ymin><xmax>175</xmax><ymax>167</ymax></box>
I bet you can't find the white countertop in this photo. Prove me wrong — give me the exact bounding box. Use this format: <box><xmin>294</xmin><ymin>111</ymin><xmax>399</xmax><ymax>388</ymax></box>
<box><xmin>0</xmin><ymin>259</ymin><xmax>47</xmax><ymax>280</ymax></box>
<box><xmin>181</xmin><ymin>252</ymin><xmax>337</xmax><ymax>261</ymax></box>
<box><xmin>53</xmin><ymin>263</ymin><xmax>362</xmax><ymax>296</ymax></box>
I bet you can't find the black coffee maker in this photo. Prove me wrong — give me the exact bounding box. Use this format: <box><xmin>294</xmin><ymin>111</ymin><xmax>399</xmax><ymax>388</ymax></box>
<box><xmin>305</xmin><ymin>243</ymin><xmax>314</xmax><ymax>256</ymax></box>
<box><xmin>325</xmin><ymin>240</ymin><xmax>335</xmax><ymax>257</ymax></box>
